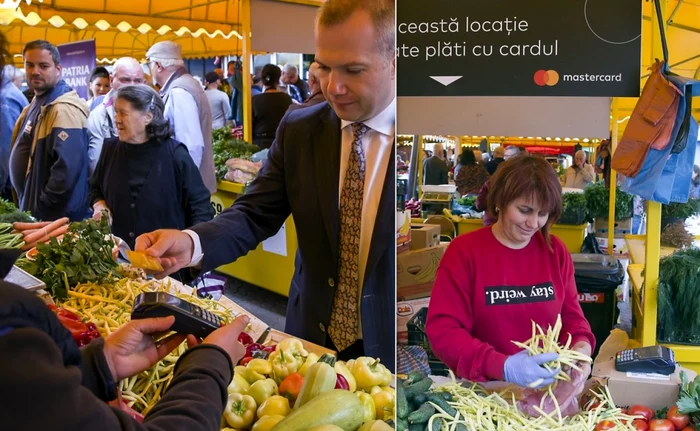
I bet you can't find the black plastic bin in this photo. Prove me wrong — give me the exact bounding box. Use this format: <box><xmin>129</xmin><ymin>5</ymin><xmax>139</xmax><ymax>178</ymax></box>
<box><xmin>571</xmin><ymin>253</ymin><xmax>625</xmax><ymax>359</ymax></box>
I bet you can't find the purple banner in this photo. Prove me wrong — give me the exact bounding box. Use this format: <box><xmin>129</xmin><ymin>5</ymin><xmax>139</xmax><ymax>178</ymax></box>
<box><xmin>57</xmin><ymin>40</ymin><xmax>96</xmax><ymax>100</ymax></box>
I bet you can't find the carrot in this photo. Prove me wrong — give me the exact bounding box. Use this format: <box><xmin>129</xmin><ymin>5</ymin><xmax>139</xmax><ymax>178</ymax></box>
<box><xmin>23</xmin><ymin>217</ymin><xmax>69</xmax><ymax>244</ymax></box>
<box><xmin>13</xmin><ymin>221</ymin><xmax>51</xmax><ymax>231</ymax></box>
<box><xmin>20</xmin><ymin>229</ymin><xmax>38</xmax><ymax>236</ymax></box>
<box><xmin>21</xmin><ymin>224</ymin><xmax>70</xmax><ymax>251</ymax></box>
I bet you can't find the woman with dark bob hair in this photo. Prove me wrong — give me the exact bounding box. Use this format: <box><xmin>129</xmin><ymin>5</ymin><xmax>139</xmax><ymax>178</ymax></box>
<box><xmin>251</xmin><ymin>63</ymin><xmax>292</xmax><ymax>149</ymax></box>
<box><xmin>89</xmin><ymin>84</ymin><xmax>213</xmax><ymax>251</ymax></box>
<box><xmin>455</xmin><ymin>148</ymin><xmax>489</xmax><ymax>196</ymax></box>
<box><xmin>426</xmin><ymin>156</ymin><xmax>594</xmax><ymax>390</ymax></box>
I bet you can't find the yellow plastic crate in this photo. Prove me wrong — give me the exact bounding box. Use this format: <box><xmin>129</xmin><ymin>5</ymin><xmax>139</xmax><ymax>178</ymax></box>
<box><xmin>551</xmin><ymin>223</ymin><xmax>587</xmax><ymax>254</ymax></box>
<box><xmin>211</xmin><ymin>181</ymin><xmax>296</xmax><ymax>297</ymax></box>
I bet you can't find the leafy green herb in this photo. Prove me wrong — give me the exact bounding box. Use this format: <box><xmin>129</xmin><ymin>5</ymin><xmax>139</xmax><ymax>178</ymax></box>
<box><xmin>456</xmin><ymin>196</ymin><xmax>477</xmax><ymax>210</ymax></box>
<box><xmin>657</xmin><ymin>248</ymin><xmax>700</xmax><ymax>344</ymax></box>
<box><xmin>583</xmin><ymin>181</ymin><xmax>634</xmax><ymax>220</ymax></box>
<box><xmin>0</xmin><ymin>198</ymin><xmax>19</xmax><ymax>215</ymax></box>
<box><xmin>16</xmin><ymin>217</ymin><xmax>118</xmax><ymax>299</ymax></box>
<box><xmin>0</xmin><ymin>211</ymin><xmax>34</xmax><ymax>224</ymax></box>
<box><xmin>662</xmin><ymin>198</ymin><xmax>700</xmax><ymax>220</ymax></box>
<box><xmin>212</xmin><ymin>126</ymin><xmax>259</xmax><ymax>181</ymax></box>
<box><xmin>559</xmin><ymin>192</ymin><xmax>588</xmax><ymax>224</ymax></box>
<box><xmin>678</xmin><ymin>371</ymin><xmax>700</xmax><ymax>425</ymax></box>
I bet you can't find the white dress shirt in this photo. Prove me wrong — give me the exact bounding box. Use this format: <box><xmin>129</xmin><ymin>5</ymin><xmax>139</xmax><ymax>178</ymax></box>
<box><xmin>184</xmin><ymin>98</ymin><xmax>396</xmax><ymax>338</ymax></box>
<box><xmin>86</xmin><ymin>90</ymin><xmax>116</xmax><ymax>177</ymax></box>
<box><xmin>162</xmin><ymin>73</ymin><xmax>205</xmax><ymax>168</ymax></box>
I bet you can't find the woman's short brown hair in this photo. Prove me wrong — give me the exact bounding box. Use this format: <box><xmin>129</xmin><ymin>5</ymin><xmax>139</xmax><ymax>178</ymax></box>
<box><xmin>487</xmin><ymin>155</ymin><xmax>563</xmax><ymax>248</ymax></box>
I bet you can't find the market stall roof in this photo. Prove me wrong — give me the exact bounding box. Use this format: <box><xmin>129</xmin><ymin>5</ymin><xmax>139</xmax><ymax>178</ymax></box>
<box><xmin>1</xmin><ymin>0</ymin><xmax>250</xmax><ymax>63</ymax></box>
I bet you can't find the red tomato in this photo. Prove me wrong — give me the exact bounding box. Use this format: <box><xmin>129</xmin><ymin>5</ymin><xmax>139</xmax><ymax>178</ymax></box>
<box><xmin>631</xmin><ymin>419</ymin><xmax>650</xmax><ymax>431</ymax></box>
<box><xmin>681</xmin><ymin>426</ymin><xmax>696</xmax><ymax>431</ymax></box>
<box><xmin>648</xmin><ymin>419</ymin><xmax>675</xmax><ymax>431</ymax></box>
<box><xmin>596</xmin><ymin>420</ymin><xmax>617</xmax><ymax>431</ymax></box>
<box><xmin>667</xmin><ymin>406</ymin><xmax>690</xmax><ymax>430</ymax></box>
<box><xmin>629</xmin><ymin>405</ymin><xmax>655</xmax><ymax>422</ymax></box>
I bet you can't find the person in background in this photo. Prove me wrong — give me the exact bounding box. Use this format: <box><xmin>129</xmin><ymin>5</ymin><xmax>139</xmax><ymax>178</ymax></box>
<box><xmin>0</xmin><ymin>246</ymin><xmax>250</xmax><ymax>430</ymax></box>
<box><xmin>87</xmin><ymin>66</ymin><xmax>110</xmax><ymax>110</ymax></box>
<box><xmin>423</xmin><ymin>149</ymin><xmax>431</xmax><ymax>159</ymax></box>
<box><xmin>287</xmin><ymin>62</ymin><xmax>326</xmax><ymax>112</ymax></box>
<box><xmin>10</xmin><ymin>39</ymin><xmax>90</xmax><ymax>221</ymax></box>
<box><xmin>214</xmin><ymin>67</ymin><xmax>232</xmax><ymax>100</ymax></box>
<box><xmin>3</xmin><ymin>65</ymin><xmax>25</xmax><ymax>90</ymax></box>
<box><xmin>427</xmin><ymin>156</ymin><xmax>594</xmax><ymax>390</ymax></box>
<box><xmin>1</xmin><ymin>63</ymin><xmax>29</xmax><ymax>202</ymax></box>
<box><xmin>251</xmin><ymin>75</ymin><xmax>263</xmax><ymax>96</ymax></box>
<box><xmin>455</xmin><ymin>148</ymin><xmax>489</xmax><ymax>196</ymax></box>
<box><xmin>90</xmin><ymin>85</ymin><xmax>213</xmax><ymax>252</ymax></box>
<box><xmin>204</xmin><ymin>71</ymin><xmax>231</xmax><ymax>130</ymax></box>
<box><xmin>564</xmin><ymin>150</ymin><xmax>595</xmax><ymax>189</ymax></box>
<box><xmin>476</xmin><ymin>144</ymin><xmax>522</xmax><ymax>226</ymax></box>
<box><xmin>87</xmin><ymin>57</ymin><xmax>145</xmax><ymax>178</ymax></box>
<box><xmin>423</xmin><ymin>142</ymin><xmax>449</xmax><ymax>185</ymax></box>
<box><xmin>134</xmin><ymin>0</ymin><xmax>397</xmax><ymax>369</ymax></box>
<box><xmin>473</xmin><ymin>149</ymin><xmax>483</xmax><ymax>164</ymax></box>
<box><xmin>227</xmin><ymin>60</ymin><xmax>243</xmax><ymax>126</ymax></box>
<box><xmin>282</xmin><ymin>63</ymin><xmax>309</xmax><ymax>103</ymax></box>
<box><xmin>482</xmin><ymin>153</ymin><xmax>491</xmax><ymax>163</ymax></box>
<box><xmin>251</xmin><ymin>64</ymin><xmax>292</xmax><ymax>149</ymax></box>
<box><xmin>146</xmin><ymin>41</ymin><xmax>216</xmax><ymax>194</ymax></box>
<box><xmin>485</xmin><ymin>146</ymin><xmax>506</xmax><ymax>175</ymax></box>
<box><xmin>690</xmin><ymin>165</ymin><xmax>700</xmax><ymax>200</ymax></box>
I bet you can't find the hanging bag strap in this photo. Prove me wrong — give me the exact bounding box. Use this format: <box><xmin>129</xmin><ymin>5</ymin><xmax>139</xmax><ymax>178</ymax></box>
<box><xmin>653</xmin><ymin>0</ymin><xmax>670</xmax><ymax>73</ymax></box>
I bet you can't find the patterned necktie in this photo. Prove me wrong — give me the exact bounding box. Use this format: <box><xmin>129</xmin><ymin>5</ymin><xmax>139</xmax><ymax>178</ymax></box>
<box><xmin>329</xmin><ymin>122</ymin><xmax>370</xmax><ymax>351</ymax></box>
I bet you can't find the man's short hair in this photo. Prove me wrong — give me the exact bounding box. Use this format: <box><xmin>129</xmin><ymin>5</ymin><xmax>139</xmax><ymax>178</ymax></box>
<box><xmin>23</xmin><ymin>40</ymin><xmax>61</xmax><ymax>66</ymax></box>
<box><xmin>493</xmin><ymin>146</ymin><xmax>505</xmax><ymax>158</ymax></box>
<box><xmin>316</xmin><ymin>0</ymin><xmax>394</xmax><ymax>58</ymax></box>
<box><xmin>283</xmin><ymin>64</ymin><xmax>298</xmax><ymax>76</ymax></box>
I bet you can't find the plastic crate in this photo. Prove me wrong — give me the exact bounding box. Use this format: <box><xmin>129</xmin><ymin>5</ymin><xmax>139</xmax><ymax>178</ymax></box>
<box><xmin>407</xmin><ymin>308</ymin><xmax>450</xmax><ymax>376</ymax></box>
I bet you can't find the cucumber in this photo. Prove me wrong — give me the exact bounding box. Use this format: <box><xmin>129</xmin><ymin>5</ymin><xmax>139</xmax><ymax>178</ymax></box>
<box><xmin>396</xmin><ymin>417</ymin><xmax>409</xmax><ymax>431</ymax></box>
<box><xmin>454</xmin><ymin>424</ymin><xmax>467</xmax><ymax>431</ymax></box>
<box><xmin>397</xmin><ymin>380</ymin><xmax>409</xmax><ymax>419</ymax></box>
<box><xmin>408</xmin><ymin>403</ymin><xmax>436</xmax><ymax>425</ymax></box>
<box><xmin>408</xmin><ymin>424</ymin><xmax>424</xmax><ymax>431</ymax></box>
<box><xmin>428</xmin><ymin>418</ymin><xmax>444</xmax><ymax>431</ymax></box>
<box><xmin>440</xmin><ymin>392</ymin><xmax>453</xmax><ymax>402</ymax></box>
<box><xmin>270</xmin><ymin>390</ymin><xmax>364</xmax><ymax>431</ymax></box>
<box><xmin>406</xmin><ymin>370</ymin><xmax>428</xmax><ymax>385</ymax></box>
<box><xmin>413</xmin><ymin>393</ymin><xmax>428</xmax><ymax>406</ymax></box>
<box><xmin>427</xmin><ymin>393</ymin><xmax>456</xmax><ymax>417</ymax></box>
<box><xmin>404</xmin><ymin>378</ymin><xmax>432</xmax><ymax>398</ymax></box>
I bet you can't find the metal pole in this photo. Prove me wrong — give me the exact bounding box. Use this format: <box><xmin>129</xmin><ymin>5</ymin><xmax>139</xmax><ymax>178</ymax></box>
<box><xmin>241</xmin><ymin>0</ymin><xmax>253</xmax><ymax>143</ymax></box>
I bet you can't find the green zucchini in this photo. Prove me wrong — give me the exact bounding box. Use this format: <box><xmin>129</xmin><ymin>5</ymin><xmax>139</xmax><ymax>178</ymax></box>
<box><xmin>404</xmin><ymin>378</ymin><xmax>432</xmax><ymax>398</ymax></box>
<box><xmin>412</xmin><ymin>393</ymin><xmax>428</xmax><ymax>406</ymax></box>
<box><xmin>408</xmin><ymin>403</ymin><xmax>435</xmax><ymax>425</ymax></box>
<box><xmin>427</xmin><ymin>393</ymin><xmax>456</xmax><ymax>416</ymax></box>
<box><xmin>270</xmin><ymin>389</ymin><xmax>364</xmax><ymax>431</ymax></box>
<box><xmin>397</xmin><ymin>380</ymin><xmax>409</xmax><ymax>419</ymax></box>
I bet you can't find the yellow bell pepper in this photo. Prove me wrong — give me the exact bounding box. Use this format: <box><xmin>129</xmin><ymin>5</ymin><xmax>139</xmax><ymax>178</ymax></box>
<box><xmin>251</xmin><ymin>415</ymin><xmax>285</xmax><ymax>431</ymax></box>
<box><xmin>298</xmin><ymin>353</ymin><xmax>319</xmax><ymax>377</ymax></box>
<box><xmin>334</xmin><ymin>361</ymin><xmax>357</xmax><ymax>393</ymax></box>
<box><xmin>371</xmin><ymin>389</ymin><xmax>395</xmax><ymax>422</ymax></box>
<box><xmin>256</xmin><ymin>395</ymin><xmax>291</xmax><ymax>418</ymax></box>
<box><xmin>358</xmin><ymin>420</ymin><xmax>394</xmax><ymax>431</ymax></box>
<box><xmin>350</xmin><ymin>357</ymin><xmax>392</xmax><ymax>391</ymax></box>
<box><xmin>277</xmin><ymin>338</ymin><xmax>309</xmax><ymax>358</ymax></box>
<box><xmin>246</xmin><ymin>358</ymin><xmax>273</xmax><ymax>381</ymax></box>
<box><xmin>248</xmin><ymin>378</ymin><xmax>279</xmax><ymax>406</ymax></box>
<box><xmin>269</xmin><ymin>349</ymin><xmax>304</xmax><ymax>383</ymax></box>
<box><xmin>355</xmin><ymin>391</ymin><xmax>376</xmax><ymax>424</ymax></box>
<box><xmin>224</xmin><ymin>393</ymin><xmax>257</xmax><ymax>429</ymax></box>
<box><xmin>380</xmin><ymin>386</ymin><xmax>395</xmax><ymax>397</ymax></box>
<box><xmin>228</xmin><ymin>372</ymin><xmax>251</xmax><ymax>395</ymax></box>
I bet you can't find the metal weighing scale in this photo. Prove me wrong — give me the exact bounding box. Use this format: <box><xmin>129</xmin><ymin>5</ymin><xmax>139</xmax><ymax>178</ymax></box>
<box><xmin>4</xmin><ymin>265</ymin><xmax>46</xmax><ymax>292</ymax></box>
<box><xmin>420</xmin><ymin>185</ymin><xmax>457</xmax><ymax>216</ymax></box>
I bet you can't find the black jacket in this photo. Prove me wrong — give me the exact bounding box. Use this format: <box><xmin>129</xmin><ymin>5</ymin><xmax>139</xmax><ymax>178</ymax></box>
<box><xmin>191</xmin><ymin>102</ymin><xmax>396</xmax><ymax>370</ymax></box>
<box><xmin>0</xmin><ymin>250</ymin><xmax>234</xmax><ymax>430</ymax></box>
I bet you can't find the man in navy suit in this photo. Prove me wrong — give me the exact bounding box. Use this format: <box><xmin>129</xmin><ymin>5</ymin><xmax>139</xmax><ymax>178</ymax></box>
<box><xmin>136</xmin><ymin>0</ymin><xmax>396</xmax><ymax>370</ymax></box>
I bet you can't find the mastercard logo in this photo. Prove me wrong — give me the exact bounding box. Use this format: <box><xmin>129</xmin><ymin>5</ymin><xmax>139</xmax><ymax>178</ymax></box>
<box><xmin>534</xmin><ymin>70</ymin><xmax>560</xmax><ymax>87</ymax></box>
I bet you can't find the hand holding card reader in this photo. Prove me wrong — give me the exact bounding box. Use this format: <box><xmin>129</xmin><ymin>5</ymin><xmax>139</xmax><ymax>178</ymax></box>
<box><xmin>615</xmin><ymin>346</ymin><xmax>676</xmax><ymax>376</ymax></box>
<box><xmin>131</xmin><ymin>292</ymin><xmax>223</xmax><ymax>339</ymax></box>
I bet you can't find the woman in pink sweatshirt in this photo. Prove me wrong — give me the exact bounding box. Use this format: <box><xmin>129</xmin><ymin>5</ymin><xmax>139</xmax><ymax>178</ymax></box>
<box><xmin>426</xmin><ymin>156</ymin><xmax>595</xmax><ymax>389</ymax></box>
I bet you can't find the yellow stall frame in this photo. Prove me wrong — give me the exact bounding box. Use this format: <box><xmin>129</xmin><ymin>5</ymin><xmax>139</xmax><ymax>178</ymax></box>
<box><xmin>210</xmin><ymin>181</ymin><xmax>296</xmax><ymax>297</ymax></box>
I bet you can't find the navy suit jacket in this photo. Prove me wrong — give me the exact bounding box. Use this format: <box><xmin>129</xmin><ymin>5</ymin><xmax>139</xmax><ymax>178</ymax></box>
<box><xmin>192</xmin><ymin>102</ymin><xmax>396</xmax><ymax>370</ymax></box>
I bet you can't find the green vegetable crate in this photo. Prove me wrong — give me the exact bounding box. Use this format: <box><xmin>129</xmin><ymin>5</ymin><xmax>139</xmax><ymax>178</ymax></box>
<box><xmin>407</xmin><ymin>308</ymin><xmax>449</xmax><ymax>376</ymax></box>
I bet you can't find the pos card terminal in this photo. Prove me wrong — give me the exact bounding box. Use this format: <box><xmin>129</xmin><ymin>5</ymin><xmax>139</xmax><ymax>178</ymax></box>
<box><xmin>131</xmin><ymin>292</ymin><xmax>224</xmax><ymax>338</ymax></box>
<box><xmin>614</xmin><ymin>346</ymin><xmax>676</xmax><ymax>376</ymax></box>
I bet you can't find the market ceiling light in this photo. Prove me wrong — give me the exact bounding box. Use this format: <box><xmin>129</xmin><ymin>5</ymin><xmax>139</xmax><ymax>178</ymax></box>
<box><xmin>545</xmin><ymin>137</ymin><xmax>551</xmax><ymax>141</ymax></box>
<box><xmin>555</xmin><ymin>137</ymin><xmax>561</xmax><ymax>141</ymax></box>
<box><xmin>583</xmin><ymin>138</ymin><xmax>590</xmax><ymax>143</ymax></box>
<box><xmin>564</xmin><ymin>138</ymin><xmax>571</xmax><ymax>142</ymax></box>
